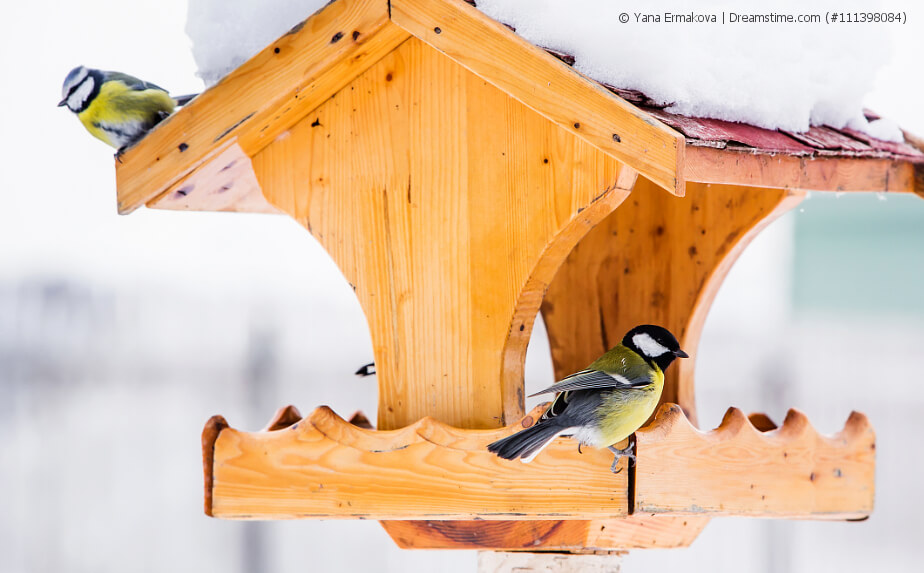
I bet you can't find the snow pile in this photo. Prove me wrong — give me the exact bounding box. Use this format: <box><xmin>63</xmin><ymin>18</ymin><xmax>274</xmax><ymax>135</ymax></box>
<box><xmin>186</xmin><ymin>0</ymin><xmax>902</xmax><ymax>140</ymax></box>
<box><xmin>477</xmin><ymin>0</ymin><xmax>901</xmax><ymax>140</ymax></box>
<box><xmin>186</xmin><ymin>0</ymin><xmax>328</xmax><ymax>86</ymax></box>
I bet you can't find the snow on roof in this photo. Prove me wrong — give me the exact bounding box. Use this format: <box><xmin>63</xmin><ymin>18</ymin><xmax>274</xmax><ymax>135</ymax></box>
<box><xmin>474</xmin><ymin>0</ymin><xmax>904</xmax><ymax>142</ymax></box>
<box><xmin>185</xmin><ymin>0</ymin><xmax>923</xmax><ymax>161</ymax></box>
<box><xmin>187</xmin><ymin>0</ymin><xmax>329</xmax><ymax>86</ymax></box>
<box><xmin>610</xmin><ymin>88</ymin><xmax>923</xmax><ymax>162</ymax></box>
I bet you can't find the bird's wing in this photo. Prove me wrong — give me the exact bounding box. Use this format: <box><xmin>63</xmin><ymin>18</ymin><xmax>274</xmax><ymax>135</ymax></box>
<box><xmin>105</xmin><ymin>71</ymin><xmax>168</xmax><ymax>93</ymax></box>
<box><xmin>528</xmin><ymin>368</ymin><xmax>653</xmax><ymax>397</ymax></box>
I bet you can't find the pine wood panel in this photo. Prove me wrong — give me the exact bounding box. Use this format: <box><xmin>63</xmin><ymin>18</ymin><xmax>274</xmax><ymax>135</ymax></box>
<box><xmin>686</xmin><ymin>146</ymin><xmax>917</xmax><ymax>193</ymax></box>
<box><xmin>206</xmin><ymin>405</ymin><xmax>630</xmax><ymax>520</ymax></box>
<box><xmin>116</xmin><ymin>0</ymin><xmax>408</xmax><ymax>213</ymax></box>
<box><xmin>147</xmin><ymin>143</ymin><xmax>279</xmax><ymax>213</ymax></box>
<box><xmin>390</xmin><ymin>0</ymin><xmax>685</xmax><ymax>196</ymax></box>
<box><xmin>253</xmin><ymin>37</ymin><xmax>636</xmax><ymax>431</ymax></box>
<box><xmin>541</xmin><ymin>180</ymin><xmax>804</xmax><ymax>425</ymax></box>
<box><xmin>382</xmin><ymin>515</ymin><xmax>709</xmax><ymax>551</ymax></box>
<box><xmin>635</xmin><ymin>404</ymin><xmax>875</xmax><ymax>518</ymax></box>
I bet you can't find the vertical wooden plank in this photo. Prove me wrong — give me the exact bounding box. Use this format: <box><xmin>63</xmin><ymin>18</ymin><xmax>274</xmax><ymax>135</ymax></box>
<box><xmin>253</xmin><ymin>38</ymin><xmax>633</xmax><ymax>431</ymax></box>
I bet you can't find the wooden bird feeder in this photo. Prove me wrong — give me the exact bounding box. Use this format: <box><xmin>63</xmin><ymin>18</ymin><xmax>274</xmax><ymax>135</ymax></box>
<box><xmin>116</xmin><ymin>0</ymin><xmax>923</xmax><ymax>554</ymax></box>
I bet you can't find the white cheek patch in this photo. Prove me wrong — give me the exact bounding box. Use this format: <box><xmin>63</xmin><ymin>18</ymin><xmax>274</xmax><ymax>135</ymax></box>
<box><xmin>633</xmin><ymin>332</ymin><xmax>670</xmax><ymax>357</ymax></box>
<box><xmin>65</xmin><ymin>67</ymin><xmax>89</xmax><ymax>96</ymax></box>
<box><xmin>62</xmin><ymin>67</ymin><xmax>89</xmax><ymax>100</ymax></box>
<box><xmin>67</xmin><ymin>77</ymin><xmax>94</xmax><ymax>111</ymax></box>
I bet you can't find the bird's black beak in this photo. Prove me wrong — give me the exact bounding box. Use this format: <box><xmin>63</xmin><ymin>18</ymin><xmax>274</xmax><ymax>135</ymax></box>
<box><xmin>674</xmin><ymin>349</ymin><xmax>689</xmax><ymax>358</ymax></box>
<box><xmin>57</xmin><ymin>98</ymin><xmax>67</xmax><ymax>107</ymax></box>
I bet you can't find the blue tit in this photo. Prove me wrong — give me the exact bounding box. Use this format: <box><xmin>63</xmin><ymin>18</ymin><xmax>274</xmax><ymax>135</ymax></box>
<box><xmin>488</xmin><ymin>324</ymin><xmax>688</xmax><ymax>472</ymax></box>
<box><xmin>58</xmin><ymin>66</ymin><xmax>195</xmax><ymax>153</ymax></box>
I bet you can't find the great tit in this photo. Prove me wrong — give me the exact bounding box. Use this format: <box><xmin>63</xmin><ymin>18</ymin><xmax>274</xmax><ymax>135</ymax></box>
<box><xmin>58</xmin><ymin>66</ymin><xmax>196</xmax><ymax>153</ymax></box>
<box><xmin>487</xmin><ymin>324</ymin><xmax>688</xmax><ymax>472</ymax></box>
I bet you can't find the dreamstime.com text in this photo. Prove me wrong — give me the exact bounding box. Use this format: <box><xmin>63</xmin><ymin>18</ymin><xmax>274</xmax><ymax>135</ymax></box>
<box><xmin>617</xmin><ymin>11</ymin><xmax>907</xmax><ymax>24</ymax></box>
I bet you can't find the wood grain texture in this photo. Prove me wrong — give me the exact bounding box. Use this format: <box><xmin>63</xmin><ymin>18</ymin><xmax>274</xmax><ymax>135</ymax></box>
<box><xmin>382</xmin><ymin>515</ymin><xmax>708</xmax><ymax>551</ymax></box>
<box><xmin>254</xmin><ymin>37</ymin><xmax>636</xmax><ymax>431</ymax></box>
<box><xmin>116</xmin><ymin>0</ymin><xmax>408</xmax><ymax>213</ymax></box>
<box><xmin>541</xmin><ymin>179</ymin><xmax>804</xmax><ymax>425</ymax></box>
<box><xmin>202</xmin><ymin>415</ymin><xmax>229</xmax><ymax>517</ymax></box>
<box><xmin>208</xmin><ymin>405</ymin><xmax>630</xmax><ymax>520</ymax></box>
<box><xmin>635</xmin><ymin>404</ymin><xmax>875</xmax><ymax>519</ymax></box>
<box><xmin>390</xmin><ymin>0</ymin><xmax>685</xmax><ymax>196</ymax></box>
<box><xmin>147</xmin><ymin>143</ymin><xmax>280</xmax><ymax>214</ymax></box>
<box><xmin>686</xmin><ymin>146</ymin><xmax>917</xmax><ymax>193</ymax></box>
<box><xmin>916</xmin><ymin>164</ymin><xmax>924</xmax><ymax>200</ymax></box>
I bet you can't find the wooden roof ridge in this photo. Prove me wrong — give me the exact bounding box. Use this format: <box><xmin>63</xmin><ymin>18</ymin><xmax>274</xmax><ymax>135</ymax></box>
<box><xmin>115</xmin><ymin>0</ymin><xmax>685</xmax><ymax>214</ymax></box>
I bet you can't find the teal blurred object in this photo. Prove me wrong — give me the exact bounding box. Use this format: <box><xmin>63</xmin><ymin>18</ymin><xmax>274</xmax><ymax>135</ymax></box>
<box><xmin>793</xmin><ymin>193</ymin><xmax>924</xmax><ymax>316</ymax></box>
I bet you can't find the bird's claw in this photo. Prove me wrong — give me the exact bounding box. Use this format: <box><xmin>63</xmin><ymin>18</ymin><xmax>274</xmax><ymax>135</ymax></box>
<box><xmin>608</xmin><ymin>444</ymin><xmax>636</xmax><ymax>474</ymax></box>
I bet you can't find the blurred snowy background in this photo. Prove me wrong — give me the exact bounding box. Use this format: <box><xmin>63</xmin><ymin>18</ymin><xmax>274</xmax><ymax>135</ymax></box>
<box><xmin>1</xmin><ymin>1</ymin><xmax>923</xmax><ymax>572</ymax></box>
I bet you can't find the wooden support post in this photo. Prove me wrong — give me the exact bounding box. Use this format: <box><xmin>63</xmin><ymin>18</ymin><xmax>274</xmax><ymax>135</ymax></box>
<box><xmin>477</xmin><ymin>551</ymin><xmax>623</xmax><ymax>573</ymax></box>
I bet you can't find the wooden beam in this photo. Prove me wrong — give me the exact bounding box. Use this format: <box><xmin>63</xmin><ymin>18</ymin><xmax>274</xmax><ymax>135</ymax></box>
<box><xmin>206</xmin><ymin>405</ymin><xmax>631</xmax><ymax>520</ymax></box>
<box><xmin>635</xmin><ymin>404</ymin><xmax>875</xmax><ymax>519</ymax></box>
<box><xmin>381</xmin><ymin>515</ymin><xmax>709</xmax><ymax>551</ymax></box>
<box><xmin>686</xmin><ymin>146</ymin><xmax>917</xmax><ymax>193</ymax></box>
<box><xmin>115</xmin><ymin>0</ymin><xmax>409</xmax><ymax>214</ymax></box>
<box><xmin>390</xmin><ymin>0</ymin><xmax>685</xmax><ymax>196</ymax></box>
<box><xmin>253</xmin><ymin>37</ymin><xmax>636</xmax><ymax>431</ymax></box>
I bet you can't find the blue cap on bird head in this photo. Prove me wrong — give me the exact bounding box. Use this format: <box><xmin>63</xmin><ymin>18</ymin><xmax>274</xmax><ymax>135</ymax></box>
<box><xmin>59</xmin><ymin>66</ymin><xmax>97</xmax><ymax>111</ymax></box>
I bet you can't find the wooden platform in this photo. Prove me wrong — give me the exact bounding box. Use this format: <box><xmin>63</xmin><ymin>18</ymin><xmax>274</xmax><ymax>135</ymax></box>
<box><xmin>203</xmin><ymin>403</ymin><xmax>874</xmax><ymax>524</ymax></box>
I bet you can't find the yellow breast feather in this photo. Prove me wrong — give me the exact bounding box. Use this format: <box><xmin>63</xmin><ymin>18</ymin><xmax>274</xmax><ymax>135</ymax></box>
<box><xmin>77</xmin><ymin>81</ymin><xmax>174</xmax><ymax>148</ymax></box>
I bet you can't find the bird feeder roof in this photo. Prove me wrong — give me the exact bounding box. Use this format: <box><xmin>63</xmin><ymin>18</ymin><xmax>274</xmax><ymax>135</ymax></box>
<box><xmin>113</xmin><ymin>0</ymin><xmax>924</xmax><ymax>216</ymax></box>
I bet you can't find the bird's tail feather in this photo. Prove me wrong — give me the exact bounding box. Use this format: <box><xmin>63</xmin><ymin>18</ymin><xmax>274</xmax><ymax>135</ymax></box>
<box><xmin>487</xmin><ymin>423</ymin><xmax>567</xmax><ymax>462</ymax></box>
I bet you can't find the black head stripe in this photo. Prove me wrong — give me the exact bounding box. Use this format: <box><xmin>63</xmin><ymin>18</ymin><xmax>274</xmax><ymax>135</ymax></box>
<box><xmin>68</xmin><ymin>70</ymin><xmax>103</xmax><ymax>112</ymax></box>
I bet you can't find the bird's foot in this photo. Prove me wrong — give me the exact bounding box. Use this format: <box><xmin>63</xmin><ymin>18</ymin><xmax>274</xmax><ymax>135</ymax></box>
<box><xmin>608</xmin><ymin>443</ymin><xmax>636</xmax><ymax>474</ymax></box>
<box><xmin>114</xmin><ymin>147</ymin><xmax>126</xmax><ymax>164</ymax></box>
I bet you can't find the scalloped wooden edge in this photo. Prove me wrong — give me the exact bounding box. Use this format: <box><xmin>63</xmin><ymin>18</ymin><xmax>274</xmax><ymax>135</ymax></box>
<box><xmin>204</xmin><ymin>402</ymin><xmax>874</xmax><ymax>522</ymax></box>
<box><xmin>204</xmin><ymin>404</ymin><xmax>631</xmax><ymax>520</ymax></box>
<box><xmin>635</xmin><ymin>404</ymin><xmax>875</xmax><ymax>519</ymax></box>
